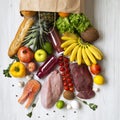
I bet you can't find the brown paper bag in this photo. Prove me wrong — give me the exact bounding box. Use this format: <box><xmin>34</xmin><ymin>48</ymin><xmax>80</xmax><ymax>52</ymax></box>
<box><xmin>20</xmin><ymin>0</ymin><xmax>84</xmax><ymax>13</ymax></box>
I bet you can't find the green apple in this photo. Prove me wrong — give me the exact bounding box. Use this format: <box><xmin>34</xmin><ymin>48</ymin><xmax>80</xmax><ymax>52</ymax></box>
<box><xmin>34</xmin><ymin>49</ymin><xmax>47</xmax><ymax>62</ymax></box>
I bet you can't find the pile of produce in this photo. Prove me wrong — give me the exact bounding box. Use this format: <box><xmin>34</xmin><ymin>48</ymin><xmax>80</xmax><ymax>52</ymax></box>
<box><xmin>3</xmin><ymin>11</ymin><xmax>105</xmax><ymax>117</ymax></box>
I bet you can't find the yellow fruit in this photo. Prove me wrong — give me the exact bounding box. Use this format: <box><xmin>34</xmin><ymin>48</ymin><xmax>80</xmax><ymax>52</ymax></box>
<box><xmin>61</xmin><ymin>32</ymin><xmax>78</xmax><ymax>41</ymax></box>
<box><xmin>93</xmin><ymin>75</ymin><xmax>105</xmax><ymax>85</ymax></box>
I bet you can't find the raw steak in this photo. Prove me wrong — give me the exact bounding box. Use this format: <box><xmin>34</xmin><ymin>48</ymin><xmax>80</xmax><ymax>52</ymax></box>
<box><xmin>40</xmin><ymin>70</ymin><xmax>63</xmax><ymax>108</ymax></box>
<box><xmin>70</xmin><ymin>63</ymin><xmax>95</xmax><ymax>99</ymax></box>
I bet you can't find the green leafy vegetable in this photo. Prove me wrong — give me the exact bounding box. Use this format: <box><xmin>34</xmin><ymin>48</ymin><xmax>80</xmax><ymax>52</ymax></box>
<box><xmin>27</xmin><ymin>112</ymin><xmax>32</xmax><ymax>118</ymax></box>
<box><xmin>26</xmin><ymin>103</ymin><xmax>36</xmax><ymax>118</ymax></box>
<box><xmin>3</xmin><ymin>56</ymin><xmax>19</xmax><ymax>78</ymax></box>
<box><xmin>3</xmin><ymin>64</ymin><xmax>12</xmax><ymax>78</ymax></box>
<box><xmin>82</xmin><ymin>100</ymin><xmax>98</xmax><ymax>111</ymax></box>
<box><xmin>56</xmin><ymin>13</ymin><xmax>91</xmax><ymax>34</ymax></box>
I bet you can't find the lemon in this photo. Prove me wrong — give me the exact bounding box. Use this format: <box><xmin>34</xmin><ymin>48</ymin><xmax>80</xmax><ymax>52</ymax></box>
<box><xmin>93</xmin><ymin>75</ymin><xmax>105</xmax><ymax>85</ymax></box>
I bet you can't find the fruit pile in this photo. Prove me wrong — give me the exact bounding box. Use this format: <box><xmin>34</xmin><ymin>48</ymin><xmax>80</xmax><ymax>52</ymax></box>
<box><xmin>3</xmin><ymin>11</ymin><xmax>105</xmax><ymax>117</ymax></box>
<box><xmin>61</xmin><ymin>33</ymin><xmax>103</xmax><ymax>66</ymax></box>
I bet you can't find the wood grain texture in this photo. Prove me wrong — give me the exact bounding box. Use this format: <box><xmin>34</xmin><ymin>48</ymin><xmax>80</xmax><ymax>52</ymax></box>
<box><xmin>0</xmin><ymin>0</ymin><xmax>120</xmax><ymax>120</ymax></box>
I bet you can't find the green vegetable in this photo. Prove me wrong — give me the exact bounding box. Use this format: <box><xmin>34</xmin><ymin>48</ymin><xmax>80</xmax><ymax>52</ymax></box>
<box><xmin>3</xmin><ymin>56</ymin><xmax>19</xmax><ymax>78</ymax></box>
<box><xmin>82</xmin><ymin>100</ymin><xmax>98</xmax><ymax>111</ymax></box>
<box><xmin>56</xmin><ymin>13</ymin><xmax>91</xmax><ymax>34</ymax></box>
<box><xmin>27</xmin><ymin>103</ymin><xmax>36</xmax><ymax>118</ymax></box>
<box><xmin>27</xmin><ymin>112</ymin><xmax>32</xmax><ymax>118</ymax></box>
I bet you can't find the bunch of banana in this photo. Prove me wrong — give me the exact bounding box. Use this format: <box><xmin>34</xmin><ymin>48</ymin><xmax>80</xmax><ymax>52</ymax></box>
<box><xmin>61</xmin><ymin>33</ymin><xmax>103</xmax><ymax>66</ymax></box>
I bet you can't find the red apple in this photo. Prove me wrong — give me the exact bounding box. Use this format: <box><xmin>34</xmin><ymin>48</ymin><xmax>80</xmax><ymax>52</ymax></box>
<box><xmin>27</xmin><ymin>62</ymin><xmax>37</xmax><ymax>72</ymax></box>
<box><xmin>17</xmin><ymin>46</ymin><xmax>34</xmax><ymax>63</ymax></box>
<box><xmin>90</xmin><ymin>64</ymin><xmax>101</xmax><ymax>75</ymax></box>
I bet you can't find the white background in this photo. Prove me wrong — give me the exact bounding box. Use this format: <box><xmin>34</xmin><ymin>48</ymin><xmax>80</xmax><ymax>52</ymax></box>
<box><xmin>0</xmin><ymin>0</ymin><xmax>120</xmax><ymax>120</ymax></box>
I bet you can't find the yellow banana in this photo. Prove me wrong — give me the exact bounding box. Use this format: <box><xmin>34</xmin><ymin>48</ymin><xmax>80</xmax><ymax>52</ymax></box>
<box><xmin>77</xmin><ymin>46</ymin><xmax>82</xmax><ymax>65</ymax></box>
<box><xmin>82</xmin><ymin>47</ymin><xmax>91</xmax><ymax>66</ymax></box>
<box><xmin>61</xmin><ymin>39</ymin><xmax>77</xmax><ymax>48</ymax></box>
<box><xmin>64</xmin><ymin>43</ymin><xmax>78</xmax><ymax>56</ymax></box>
<box><xmin>61</xmin><ymin>32</ymin><xmax>78</xmax><ymax>41</ymax></box>
<box><xmin>70</xmin><ymin>45</ymin><xmax>79</xmax><ymax>62</ymax></box>
<box><xmin>85</xmin><ymin>47</ymin><xmax>97</xmax><ymax>64</ymax></box>
<box><xmin>90</xmin><ymin>45</ymin><xmax>103</xmax><ymax>57</ymax></box>
<box><xmin>88</xmin><ymin>45</ymin><xmax>103</xmax><ymax>60</ymax></box>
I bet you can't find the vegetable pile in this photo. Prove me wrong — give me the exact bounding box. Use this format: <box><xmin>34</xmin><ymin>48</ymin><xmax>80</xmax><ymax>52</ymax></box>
<box><xmin>3</xmin><ymin>11</ymin><xmax>105</xmax><ymax>117</ymax></box>
<box><xmin>56</xmin><ymin>13</ymin><xmax>91</xmax><ymax>34</ymax></box>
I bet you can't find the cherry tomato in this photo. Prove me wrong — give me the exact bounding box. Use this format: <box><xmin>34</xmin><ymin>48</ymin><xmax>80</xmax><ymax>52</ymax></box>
<box><xmin>61</xmin><ymin>72</ymin><xmax>65</xmax><ymax>76</ymax></box>
<box><xmin>67</xmin><ymin>78</ymin><xmax>72</xmax><ymax>83</ymax></box>
<box><xmin>60</xmin><ymin>67</ymin><xmax>65</xmax><ymax>72</ymax></box>
<box><xmin>68</xmin><ymin>83</ymin><xmax>73</xmax><ymax>87</ymax></box>
<box><xmin>63</xmin><ymin>57</ymin><xmax>69</xmax><ymax>63</ymax></box>
<box><xmin>63</xmin><ymin>82</ymin><xmax>67</xmax><ymax>86</ymax></box>
<box><xmin>58</xmin><ymin>56</ymin><xmax>64</xmax><ymax>61</ymax></box>
<box><xmin>66</xmin><ymin>73</ymin><xmax>71</xmax><ymax>77</ymax></box>
<box><xmin>69</xmin><ymin>87</ymin><xmax>74</xmax><ymax>92</ymax></box>
<box><xmin>62</xmin><ymin>77</ymin><xmax>67</xmax><ymax>81</ymax></box>
<box><xmin>59</xmin><ymin>62</ymin><xmax>64</xmax><ymax>66</ymax></box>
<box><xmin>64</xmin><ymin>86</ymin><xmax>69</xmax><ymax>90</ymax></box>
<box><xmin>65</xmin><ymin>68</ymin><xmax>70</xmax><ymax>74</ymax></box>
<box><xmin>65</xmin><ymin>63</ymin><xmax>69</xmax><ymax>67</ymax></box>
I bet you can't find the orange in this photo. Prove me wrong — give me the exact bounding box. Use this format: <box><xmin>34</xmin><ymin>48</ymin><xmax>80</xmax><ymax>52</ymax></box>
<box><xmin>58</xmin><ymin>12</ymin><xmax>70</xmax><ymax>17</ymax></box>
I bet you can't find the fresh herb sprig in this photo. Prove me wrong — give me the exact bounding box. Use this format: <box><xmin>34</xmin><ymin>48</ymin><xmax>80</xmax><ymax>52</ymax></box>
<box><xmin>27</xmin><ymin>103</ymin><xmax>36</xmax><ymax>118</ymax></box>
<box><xmin>3</xmin><ymin>56</ymin><xmax>19</xmax><ymax>78</ymax></box>
<box><xmin>82</xmin><ymin>100</ymin><xmax>98</xmax><ymax>111</ymax></box>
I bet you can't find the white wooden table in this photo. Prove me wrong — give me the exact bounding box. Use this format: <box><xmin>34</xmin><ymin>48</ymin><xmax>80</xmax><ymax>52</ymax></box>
<box><xmin>0</xmin><ymin>0</ymin><xmax>120</xmax><ymax>120</ymax></box>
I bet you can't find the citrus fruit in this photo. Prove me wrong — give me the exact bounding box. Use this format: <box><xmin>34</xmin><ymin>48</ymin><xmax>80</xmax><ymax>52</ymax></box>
<box><xmin>58</xmin><ymin>12</ymin><xmax>70</xmax><ymax>17</ymax></box>
<box><xmin>56</xmin><ymin>100</ymin><xmax>65</xmax><ymax>109</ymax></box>
<box><xmin>94</xmin><ymin>75</ymin><xmax>105</xmax><ymax>85</ymax></box>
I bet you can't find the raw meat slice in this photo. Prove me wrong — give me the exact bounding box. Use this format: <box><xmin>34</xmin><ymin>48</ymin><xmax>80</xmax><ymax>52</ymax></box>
<box><xmin>40</xmin><ymin>70</ymin><xmax>63</xmax><ymax>108</ymax></box>
<box><xmin>70</xmin><ymin>63</ymin><xmax>95</xmax><ymax>99</ymax></box>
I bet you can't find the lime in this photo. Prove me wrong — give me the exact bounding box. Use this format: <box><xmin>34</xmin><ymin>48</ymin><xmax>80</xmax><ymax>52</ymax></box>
<box><xmin>56</xmin><ymin>100</ymin><xmax>65</xmax><ymax>109</ymax></box>
<box><xmin>42</xmin><ymin>42</ymin><xmax>53</xmax><ymax>54</ymax></box>
<box><xmin>94</xmin><ymin>75</ymin><xmax>105</xmax><ymax>85</ymax></box>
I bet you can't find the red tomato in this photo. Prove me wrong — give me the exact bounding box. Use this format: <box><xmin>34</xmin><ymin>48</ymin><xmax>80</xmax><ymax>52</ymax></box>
<box><xmin>69</xmin><ymin>87</ymin><xmax>74</xmax><ymax>92</ymax></box>
<box><xmin>58</xmin><ymin>56</ymin><xmax>63</xmax><ymax>61</ymax></box>
<box><xmin>63</xmin><ymin>57</ymin><xmax>69</xmax><ymax>62</ymax></box>
<box><xmin>90</xmin><ymin>64</ymin><xmax>101</xmax><ymax>75</ymax></box>
<box><xmin>63</xmin><ymin>82</ymin><xmax>67</xmax><ymax>86</ymax></box>
<box><xmin>67</xmin><ymin>78</ymin><xmax>72</xmax><ymax>83</ymax></box>
<box><xmin>62</xmin><ymin>77</ymin><xmax>67</xmax><ymax>81</ymax></box>
<box><xmin>59</xmin><ymin>62</ymin><xmax>64</xmax><ymax>66</ymax></box>
<box><xmin>17</xmin><ymin>46</ymin><xmax>34</xmax><ymax>63</ymax></box>
<box><xmin>65</xmin><ymin>68</ymin><xmax>70</xmax><ymax>74</ymax></box>
<box><xmin>60</xmin><ymin>67</ymin><xmax>65</xmax><ymax>72</ymax></box>
<box><xmin>64</xmin><ymin>86</ymin><xmax>69</xmax><ymax>90</ymax></box>
<box><xmin>68</xmin><ymin>83</ymin><xmax>73</xmax><ymax>87</ymax></box>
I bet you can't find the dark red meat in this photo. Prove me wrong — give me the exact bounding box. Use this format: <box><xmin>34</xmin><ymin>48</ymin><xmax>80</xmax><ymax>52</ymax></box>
<box><xmin>70</xmin><ymin>63</ymin><xmax>95</xmax><ymax>99</ymax></box>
